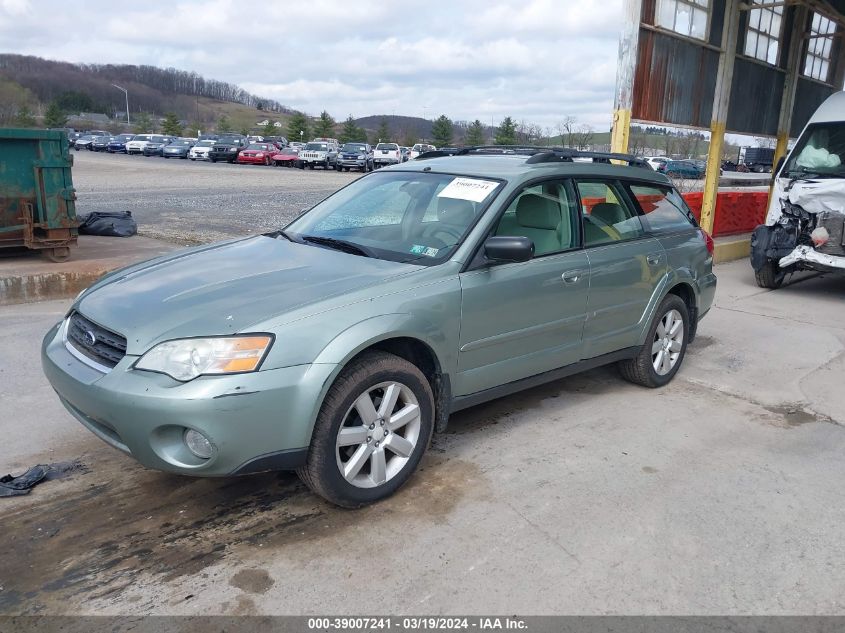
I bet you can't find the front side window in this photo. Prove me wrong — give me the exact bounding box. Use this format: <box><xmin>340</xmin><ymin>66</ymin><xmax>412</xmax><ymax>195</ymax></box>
<box><xmin>783</xmin><ymin>122</ymin><xmax>845</xmax><ymax>177</ymax></box>
<box><xmin>744</xmin><ymin>0</ymin><xmax>783</xmax><ymax>65</ymax></box>
<box><xmin>577</xmin><ymin>181</ymin><xmax>645</xmax><ymax>246</ymax></box>
<box><xmin>286</xmin><ymin>172</ymin><xmax>502</xmax><ymax>265</ymax></box>
<box><xmin>627</xmin><ymin>184</ymin><xmax>697</xmax><ymax>234</ymax></box>
<box><xmin>804</xmin><ymin>12</ymin><xmax>837</xmax><ymax>82</ymax></box>
<box><xmin>656</xmin><ymin>0</ymin><xmax>710</xmax><ymax>40</ymax></box>
<box><xmin>493</xmin><ymin>180</ymin><xmax>577</xmax><ymax>257</ymax></box>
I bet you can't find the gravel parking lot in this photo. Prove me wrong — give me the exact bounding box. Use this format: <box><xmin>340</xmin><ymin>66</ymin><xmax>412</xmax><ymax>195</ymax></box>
<box><xmin>72</xmin><ymin>150</ymin><xmax>361</xmax><ymax>244</ymax></box>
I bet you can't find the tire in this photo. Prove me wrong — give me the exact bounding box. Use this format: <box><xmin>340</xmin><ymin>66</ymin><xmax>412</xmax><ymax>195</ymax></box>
<box><xmin>755</xmin><ymin>260</ymin><xmax>786</xmax><ymax>289</ymax></box>
<box><xmin>211</xmin><ymin>157</ymin><xmax>217</xmax><ymax>163</ymax></box>
<box><xmin>297</xmin><ymin>350</ymin><xmax>434</xmax><ymax>508</ymax></box>
<box><xmin>335</xmin><ymin>164</ymin><xmax>342</xmax><ymax>171</ymax></box>
<box><xmin>618</xmin><ymin>294</ymin><xmax>689</xmax><ymax>388</ymax></box>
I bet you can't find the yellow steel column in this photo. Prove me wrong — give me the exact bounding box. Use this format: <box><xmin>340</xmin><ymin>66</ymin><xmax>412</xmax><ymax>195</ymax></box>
<box><xmin>610</xmin><ymin>0</ymin><xmax>641</xmax><ymax>154</ymax></box>
<box><xmin>701</xmin><ymin>0</ymin><xmax>741</xmax><ymax>235</ymax></box>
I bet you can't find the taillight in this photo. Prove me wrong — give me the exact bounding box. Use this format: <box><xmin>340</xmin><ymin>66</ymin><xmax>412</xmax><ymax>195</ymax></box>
<box><xmin>700</xmin><ymin>228</ymin><xmax>714</xmax><ymax>255</ymax></box>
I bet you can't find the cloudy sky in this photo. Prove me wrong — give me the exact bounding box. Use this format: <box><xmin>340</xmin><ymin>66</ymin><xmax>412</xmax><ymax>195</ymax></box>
<box><xmin>0</xmin><ymin>0</ymin><xmax>624</xmax><ymax>130</ymax></box>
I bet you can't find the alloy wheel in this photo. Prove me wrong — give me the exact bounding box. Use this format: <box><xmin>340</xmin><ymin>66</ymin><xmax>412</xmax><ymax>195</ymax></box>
<box><xmin>335</xmin><ymin>381</ymin><xmax>422</xmax><ymax>489</ymax></box>
<box><xmin>652</xmin><ymin>309</ymin><xmax>684</xmax><ymax>376</ymax></box>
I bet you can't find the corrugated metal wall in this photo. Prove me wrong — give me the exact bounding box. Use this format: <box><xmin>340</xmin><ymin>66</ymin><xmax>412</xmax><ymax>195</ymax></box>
<box><xmin>631</xmin><ymin>1</ymin><xmax>840</xmax><ymax>137</ymax></box>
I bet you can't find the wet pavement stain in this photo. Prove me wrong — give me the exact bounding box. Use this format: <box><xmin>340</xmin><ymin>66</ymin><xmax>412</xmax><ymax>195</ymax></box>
<box><xmin>229</xmin><ymin>569</ymin><xmax>274</xmax><ymax>594</ymax></box>
<box><xmin>763</xmin><ymin>403</ymin><xmax>829</xmax><ymax>427</ymax></box>
<box><xmin>642</xmin><ymin>466</ymin><xmax>659</xmax><ymax>474</ymax></box>
<box><xmin>0</xmin><ymin>451</ymin><xmax>485</xmax><ymax>614</ymax></box>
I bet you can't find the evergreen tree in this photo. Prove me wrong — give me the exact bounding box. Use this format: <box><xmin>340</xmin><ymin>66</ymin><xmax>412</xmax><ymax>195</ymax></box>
<box><xmin>287</xmin><ymin>112</ymin><xmax>309</xmax><ymax>144</ymax></box>
<box><xmin>216</xmin><ymin>115</ymin><xmax>232</xmax><ymax>133</ymax></box>
<box><xmin>431</xmin><ymin>115</ymin><xmax>453</xmax><ymax>147</ymax></box>
<box><xmin>133</xmin><ymin>112</ymin><xmax>153</xmax><ymax>134</ymax></box>
<box><xmin>161</xmin><ymin>112</ymin><xmax>182</xmax><ymax>136</ymax></box>
<box><xmin>339</xmin><ymin>115</ymin><xmax>366</xmax><ymax>144</ymax></box>
<box><xmin>373</xmin><ymin>117</ymin><xmax>391</xmax><ymax>143</ymax></box>
<box><xmin>495</xmin><ymin>116</ymin><xmax>517</xmax><ymax>145</ymax></box>
<box><xmin>43</xmin><ymin>101</ymin><xmax>67</xmax><ymax>128</ymax></box>
<box><xmin>14</xmin><ymin>105</ymin><xmax>36</xmax><ymax>128</ymax></box>
<box><xmin>465</xmin><ymin>119</ymin><xmax>485</xmax><ymax>146</ymax></box>
<box><xmin>261</xmin><ymin>121</ymin><xmax>277</xmax><ymax>137</ymax></box>
<box><xmin>239</xmin><ymin>125</ymin><xmax>251</xmax><ymax>136</ymax></box>
<box><xmin>313</xmin><ymin>110</ymin><xmax>336</xmax><ymax>138</ymax></box>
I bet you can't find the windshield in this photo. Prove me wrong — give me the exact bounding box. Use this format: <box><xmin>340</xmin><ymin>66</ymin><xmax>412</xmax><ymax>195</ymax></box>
<box><xmin>116</xmin><ymin>134</ymin><xmax>133</xmax><ymax>141</ymax></box>
<box><xmin>342</xmin><ymin>144</ymin><xmax>367</xmax><ymax>152</ymax></box>
<box><xmin>196</xmin><ymin>140</ymin><xmax>215</xmax><ymax>147</ymax></box>
<box><xmin>133</xmin><ymin>135</ymin><xmax>150</xmax><ymax>141</ymax></box>
<box><xmin>306</xmin><ymin>143</ymin><xmax>328</xmax><ymax>151</ymax></box>
<box><xmin>171</xmin><ymin>140</ymin><xmax>192</xmax><ymax>146</ymax></box>
<box><xmin>783</xmin><ymin>122</ymin><xmax>845</xmax><ymax>178</ymax></box>
<box><xmin>285</xmin><ymin>171</ymin><xmax>502</xmax><ymax>265</ymax></box>
<box><xmin>280</xmin><ymin>148</ymin><xmax>297</xmax><ymax>155</ymax></box>
<box><xmin>377</xmin><ymin>143</ymin><xmax>398</xmax><ymax>150</ymax></box>
<box><xmin>246</xmin><ymin>144</ymin><xmax>271</xmax><ymax>150</ymax></box>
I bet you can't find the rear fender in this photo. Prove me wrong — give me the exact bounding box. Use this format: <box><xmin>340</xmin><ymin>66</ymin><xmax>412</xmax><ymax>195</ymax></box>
<box><xmin>636</xmin><ymin>272</ymin><xmax>698</xmax><ymax>346</ymax></box>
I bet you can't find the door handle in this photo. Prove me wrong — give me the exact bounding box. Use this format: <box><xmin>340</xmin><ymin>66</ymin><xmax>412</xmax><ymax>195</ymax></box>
<box><xmin>647</xmin><ymin>254</ymin><xmax>662</xmax><ymax>266</ymax></box>
<box><xmin>561</xmin><ymin>270</ymin><xmax>582</xmax><ymax>284</ymax></box>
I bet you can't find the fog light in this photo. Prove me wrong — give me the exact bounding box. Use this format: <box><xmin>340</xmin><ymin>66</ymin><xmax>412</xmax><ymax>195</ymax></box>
<box><xmin>184</xmin><ymin>429</ymin><xmax>214</xmax><ymax>459</ymax></box>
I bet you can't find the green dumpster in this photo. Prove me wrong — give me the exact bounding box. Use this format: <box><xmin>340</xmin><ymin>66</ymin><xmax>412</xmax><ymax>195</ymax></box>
<box><xmin>0</xmin><ymin>128</ymin><xmax>77</xmax><ymax>262</ymax></box>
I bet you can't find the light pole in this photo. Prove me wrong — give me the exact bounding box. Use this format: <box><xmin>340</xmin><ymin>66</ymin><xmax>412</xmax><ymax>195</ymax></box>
<box><xmin>111</xmin><ymin>84</ymin><xmax>130</xmax><ymax>127</ymax></box>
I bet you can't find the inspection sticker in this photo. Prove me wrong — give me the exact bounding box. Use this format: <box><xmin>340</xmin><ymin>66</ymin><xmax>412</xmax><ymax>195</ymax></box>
<box><xmin>437</xmin><ymin>177</ymin><xmax>499</xmax><ymax>203</ymax></box>
<box><xmin>410</xmin><ymin>244</ymin><xmax>440</xmax><ymax>257</ymax></box>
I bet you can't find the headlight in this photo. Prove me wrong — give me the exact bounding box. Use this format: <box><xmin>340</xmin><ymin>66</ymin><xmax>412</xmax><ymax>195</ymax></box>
<box><xmin>230</xmin><ymin>146</ymin><xmax>238</xmax><ymax>151</ymax></box>
<box><xmin>135</xmin><ymin>335</ymin><xmax>273</xmax><ymax>381</ymax></box>
<box><xmin>358</xmin><ymin>154</ymin><xmax>365</xmax><ymax>159</ymax></box>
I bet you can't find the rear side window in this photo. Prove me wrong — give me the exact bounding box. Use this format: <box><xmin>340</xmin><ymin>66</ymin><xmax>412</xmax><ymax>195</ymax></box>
<box><xmin>627</xmin><ymin>184</ymin><xmax>696</xmax><ymax>234</ymax></box>
<box><xmin>576</xmin><ymin>180</ymin><xmax>645</xmax><ymax>246</ymax></box>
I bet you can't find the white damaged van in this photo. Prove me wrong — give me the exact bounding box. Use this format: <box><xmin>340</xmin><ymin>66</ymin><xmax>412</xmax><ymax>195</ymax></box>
<box><xmin>751</xmin><ymin>91</ymin><xmax>845</xmax><ymax>288</ymax></box>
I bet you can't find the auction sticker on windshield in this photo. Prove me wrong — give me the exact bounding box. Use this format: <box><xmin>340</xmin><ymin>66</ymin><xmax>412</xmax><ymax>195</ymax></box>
<box><xmin>437</xmin><ymin>177</ymin><xmax>499</xmax><ymax>203</ymax></box>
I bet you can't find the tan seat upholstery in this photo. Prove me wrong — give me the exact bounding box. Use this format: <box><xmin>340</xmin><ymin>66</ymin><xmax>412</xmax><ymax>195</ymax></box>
<box><xmin>515</xmin><ymin>193</ymin><xmax>562</xmax><ymax>255</ymax></box>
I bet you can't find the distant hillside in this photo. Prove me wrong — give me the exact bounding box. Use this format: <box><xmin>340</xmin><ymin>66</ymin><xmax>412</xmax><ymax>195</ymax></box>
<box><xmin>0</xmin><ymin>54</ymin><xmax>293</xmax><ymax>127</ymax></box>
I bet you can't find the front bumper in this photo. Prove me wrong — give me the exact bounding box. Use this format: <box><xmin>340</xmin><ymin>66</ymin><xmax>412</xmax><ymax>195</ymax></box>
<box><xmin>41</xmin><ymin>322</ymin><xmax>337</xmax><ymax>476</ymax></box>
<box><xmin>780</xmin><ymin>245</ymin><xmax>845</xmax><ymax>271</ymax></box>
<box><xmin>338</xmin><ymin>158</ymin><xmax>367</xmax><ymax>168</ymax></box>
<box><xmin>374</xmin><ymin>157</ymin><xmax>399</xmax><ymax>165</ymax></box>
<box><xmin>209</xmin><ymin>150</ymin><xmax>238</xmax><ymax>161</ymax></box>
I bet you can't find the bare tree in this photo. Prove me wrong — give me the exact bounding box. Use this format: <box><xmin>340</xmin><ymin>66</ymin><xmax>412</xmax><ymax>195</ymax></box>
<box><xmin>557</xmin><ymin>116</ymin><xmax>576</xmax><ymax>147</ymax></box>
<box><xmin>573</xmin><ymin>124</ymin><xmax>594</xmax><ymax>150</ymax></box>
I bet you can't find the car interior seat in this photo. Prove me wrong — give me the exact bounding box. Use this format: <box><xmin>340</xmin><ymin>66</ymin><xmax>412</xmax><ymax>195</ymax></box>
<box><xmin>514</xmin><ymin>193</ymin><xmax>563</xmax><ymax>255</ymax></box>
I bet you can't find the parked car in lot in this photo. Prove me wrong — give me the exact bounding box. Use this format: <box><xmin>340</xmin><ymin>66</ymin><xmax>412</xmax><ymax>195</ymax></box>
<box><xmin>400</xmin><ymin>147</ymin><xmax>411</xmax><ymax>162</ymax></box>
<box><xmin>272</xmin><ymin>147</ymin><xmax>300</xmax><ymax>167</ymax></box>
<box><xmin>237</xmin><ymin>143</ymin><xmax>276</xmax><ymax>166</ymax></box>
<box><xmin>73</xmin><ymin>134</ymin><xmax>97</xmax><ymax>150</ymax></box>
<box><xmin>90</xmin><ymin>135</ymin><xmax>113</xmax><ymax>152</ymax></box>
<box><xmin>41</xmin><ymin>146</ymin><xmax>715</xmax><ymax>508</ymax></box>
<box><xmin>143</xmin><ymin>136</ymin><xmax>175</xmax><ymax>157</ymax></box>
<box><xmin>643</xmin><ymin>156</ymin><xmax>668</xmax><ymax>172</ymax></box>
<box><xmin>126</xmin><ymin>134</ymin><xmax>160</xmax><ymax>155</ymax></box>
<box><xmin>188</xmin><ymin>139</ymin><xmax>216</xmax><ymax>161</ymax></box>
<box><xmin>410</xmin><ymin>143</ymin><xmax>436</xmax><ymax>159</ymax></box>
<box><xmin>162</xmin><ymin>139</ymin><xmax>195</xmax><ymax>159</ymax></box>
<box><xmin>298</xmin><ymin>141</ymin><xmax>338</xmax><ymax>169</ymax></box>
<box><xmin>374</xmin><ymin>142</ymin><xmax>401</xmax><ymax>167</ymax></box>
<box><xmin>209</xmin><ymin>135</ymin><xmax>248</xmax><ymax>163</ymax></box>
<box><xmin>664</xmin><ymin>160</ymin><xmax>705</xmax><ymax>179</ymax></box>
<box><xmin>289</xmin><ymin>141</ymin><xmax>306</xmax><ymax>150</ymax></box>
<box><xmin>336</xmin><ymin>142</ymin><xmax>373</xmax><ymax>172</ymax></box>
<box><xmin>107</xmin><ymin>134</ymin><xmax>135</xmax><ymax>153</ymax></box>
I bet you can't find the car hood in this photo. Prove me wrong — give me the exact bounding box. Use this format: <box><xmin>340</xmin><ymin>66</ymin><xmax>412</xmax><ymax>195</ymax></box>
<box><xmin>77</xmin><ymin>236</ymin><xmax>419</xmax><ymax>354</ymax></box>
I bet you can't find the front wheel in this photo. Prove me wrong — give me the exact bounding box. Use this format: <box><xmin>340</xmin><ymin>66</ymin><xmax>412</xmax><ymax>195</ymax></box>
<box><xmin>297</xmin><ymin>351</ymin><xmax>434</xmax><ymax>508</ymax></box>
<box><xmin>755</xmin><ymin>260</ymin><xmax>786</xmax><ymax>289</ymax></box>
<box><xmin>618</xmin><ymin>294</ymin><xmax>689</xmax><ymax>388</ymax></box>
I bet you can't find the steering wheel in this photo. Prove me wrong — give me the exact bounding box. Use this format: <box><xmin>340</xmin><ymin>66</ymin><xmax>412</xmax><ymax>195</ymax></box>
<box><xmin>422</xmin><ymin>223</ymin><xmax>463</xmax><ymax>244</ymax></box>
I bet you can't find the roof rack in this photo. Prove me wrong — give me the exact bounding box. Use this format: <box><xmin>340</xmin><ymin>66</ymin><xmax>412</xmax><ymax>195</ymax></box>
<box><xmin>415</xmin><ymin>145</ymin><xmax>650</xmax><ymax>168</ymax></box>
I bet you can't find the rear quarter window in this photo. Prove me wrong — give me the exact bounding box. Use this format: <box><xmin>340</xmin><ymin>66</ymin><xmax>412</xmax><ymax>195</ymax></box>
<box><xmin>627</xmin><ymin>184</ymin><xmax>696</xmax><ymax>234</ymax></box>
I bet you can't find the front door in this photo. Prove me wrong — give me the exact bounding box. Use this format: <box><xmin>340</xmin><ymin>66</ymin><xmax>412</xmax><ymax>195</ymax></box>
<box><xmin>575</xmin><ymin>179</ymin><xmax>668</xmax><ymax>359</ymax></box>
<box><xmin>455</xmin><ymin>179</ymin><xmax>590</xmax><ymax>396</ymax></box>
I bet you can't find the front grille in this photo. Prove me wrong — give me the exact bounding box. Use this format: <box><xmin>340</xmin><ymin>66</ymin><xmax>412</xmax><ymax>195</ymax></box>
<box><xmin>66</xmin><ymin>312</ymin><xmax>127</xmax><ymax>369</ymax></box>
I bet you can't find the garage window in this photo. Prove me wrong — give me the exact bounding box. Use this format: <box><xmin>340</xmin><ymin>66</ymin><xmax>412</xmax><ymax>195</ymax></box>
<box><xmin>744</xmin><ymin>1</ymin><xmax>783</xmax><ymax>65</ymax></box>
<box><xmin>804</xmin><ymin>12</ymin><xmax>837</xmax><ymax>82</ymax></box>
<box><xmin>656</xmin><ymin>0</ymin><xmax>710</xmax><ymax>41</ymax></box>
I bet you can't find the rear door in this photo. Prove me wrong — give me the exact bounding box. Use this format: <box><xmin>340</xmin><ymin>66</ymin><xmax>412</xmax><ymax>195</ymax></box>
<box><xmin>456</xmin><ymin>179</ymin><xmax>589</xmax><ymax>396</ymax></box>
<box><xmin>576</xmin><ymin>179</ymin><xmax>668</xmax><ymax>359</ymax></box>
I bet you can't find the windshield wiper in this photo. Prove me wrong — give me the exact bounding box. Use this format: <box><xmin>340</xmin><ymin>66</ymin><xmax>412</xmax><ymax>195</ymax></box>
<box><xmin>265</xmin><ymin>229</ymin><xmax>298</xmax><ymax>242</ymax></box>
<box><xmin>301</xmin><ymin>235</ymin><xmax>374</xmax><ymax>258</ymax></box>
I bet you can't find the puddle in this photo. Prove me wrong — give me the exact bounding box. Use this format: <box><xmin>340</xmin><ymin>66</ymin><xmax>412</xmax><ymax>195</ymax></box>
<box><xmin>760</xmin><ymin>403</ymin><xmax>832</xmax><ymax>428</ymax></box>
<box><xmin>0</xmin><ymin>451</ymin><xmax>484</xmax><ymax>614</ymax></box>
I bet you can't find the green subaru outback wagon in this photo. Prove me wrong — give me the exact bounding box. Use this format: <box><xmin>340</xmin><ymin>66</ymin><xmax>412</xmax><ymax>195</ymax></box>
<box><xmin>42</xmin><ymin>147</ymin><xmax>716</xmax><ymax>507</ymax></box>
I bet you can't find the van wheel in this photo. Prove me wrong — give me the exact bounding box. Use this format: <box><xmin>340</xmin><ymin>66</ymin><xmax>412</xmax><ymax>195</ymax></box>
<box><xmin>755</xmin><ymin>260</ymin><xmax>786</xmax><ymax>289</ymax></box>
<box><xmin>619</xmin><ymin>294</ymin><xmax>689</xmax><ymax>388</ymax></box>
<box><xmin>297</xmin><ymin>351</ymin><xmax>434</xmax><ymax>508</ymax></box>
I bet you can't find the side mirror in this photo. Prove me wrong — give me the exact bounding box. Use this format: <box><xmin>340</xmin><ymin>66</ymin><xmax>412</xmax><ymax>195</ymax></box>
<box><xmin>484</xmin><ymin>236</ymin><xmax>534</xmax><ymax>263</ymax></box>
<box><xmin>773</xmin><ymin>155</ymin><xmax>785</xmax><ymax>181</ymax></box>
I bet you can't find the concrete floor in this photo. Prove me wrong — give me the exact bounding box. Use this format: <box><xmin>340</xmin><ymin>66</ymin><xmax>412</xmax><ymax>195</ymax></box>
<box><xmin>0</xmin><ymin>261</ymin><xmax>843</xmax><ymax>615</ymax></box>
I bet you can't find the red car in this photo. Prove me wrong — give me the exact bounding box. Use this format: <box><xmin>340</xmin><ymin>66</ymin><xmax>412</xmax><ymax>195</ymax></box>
<box><xmin>272</xmin><ymin>147</ymin><xmax>300</xmax><ymax>167</ymax></box>
<box><xmin>236</xmin><ymin>143</ymin><xmax>276</xmax><ymax>166</ymax></box>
